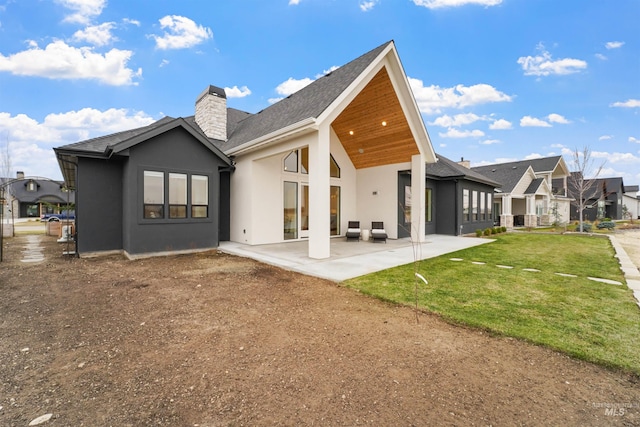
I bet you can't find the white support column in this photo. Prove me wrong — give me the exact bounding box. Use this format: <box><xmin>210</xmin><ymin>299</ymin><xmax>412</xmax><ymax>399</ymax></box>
<box><xmin>410</xmin><ymin>154</ymin><xmax>426</xmax><ymax>243</ymax></box>
<box><xmin>308</xmin><ymin>124</ymin><xmax>331</xmax><ymax>259</ymax></box>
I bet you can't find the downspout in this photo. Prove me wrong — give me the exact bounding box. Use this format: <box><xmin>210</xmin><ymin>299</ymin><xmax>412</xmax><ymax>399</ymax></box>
<box><xmin>455</xmin><ymin>179</ymin><xmax>461</xmax><ymax>236</ymax></box>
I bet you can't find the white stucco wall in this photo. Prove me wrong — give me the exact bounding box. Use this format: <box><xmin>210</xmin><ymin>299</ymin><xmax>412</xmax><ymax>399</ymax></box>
<box><xmin>356</xmin><ymin>162</ymin><xmax>411</xmax><ymax>240</ymax></box>
<box><xmin>229</xmin><ymin>129</ymin><xmax>360</xmax><ymax>245</ymax></box>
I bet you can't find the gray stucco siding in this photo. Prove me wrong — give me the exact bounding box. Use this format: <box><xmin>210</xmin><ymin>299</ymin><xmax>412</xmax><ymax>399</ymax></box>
<box><xmin>121</xmin><ymin>127</ymin><xmax>228</xmax><ymax>255</ymax></box>
<box><xmin>76</xmin><ymin>157</ymin><xmax>124</xmax><ymax>253</ymax></box>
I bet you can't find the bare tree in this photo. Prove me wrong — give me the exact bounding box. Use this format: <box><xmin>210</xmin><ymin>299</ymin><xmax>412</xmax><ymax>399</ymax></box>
<box><xmin>568</xmin><ymin>146</ymin><xmax>605</xmax><ymax>232</ymax></box>
<box><xmin>1</xmin><ymin>136</ymin><xmax>13</xmax><ymax>260</ymax></box>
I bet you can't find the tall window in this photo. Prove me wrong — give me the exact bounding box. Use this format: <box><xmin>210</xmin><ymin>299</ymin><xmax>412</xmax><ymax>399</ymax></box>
<box><xmin>472</xmin><ymin>191</ymin><xmax>478</xmax><ymax>221</ymax></box>
<box><xmin>480</xmin><ymin>191</ymin><xmax>485</xmax><ymax>220</ymax></box>
<box><xmin>192</xmin><ymin>175</ymin><xmax>208</xmax><ymax>218</ymax></box>
<box><xmin>330</xmin><ymin>186</ymin><xmax>340</xmax><ymax>235</ymax></box>
<box><xmin>487</xmin><ymin>193</ymin><xmax>492</xmax><ymax>219</ymax></box>
<box><xmin>426</xmin><ymin>188</ymin><xmax>433</xmax><ymax>222</ymax></box>
<box><xmin>463</xmin><ymin>189</ymin><xmax>470</xmax><ymax>222</ymax></box>
<box><xmin>284</xmin><ymin>181</ymin><xmax>298</xmax><ymax>240</ymax></box>
<box><xmin>169</xmin><ymin>173</ymin><xmax>187</xmax><ymax>218</ymax></box>
<box><xmin>144</xmin><ymin>171</ymin><xmax>164</xmax><ymax>219</ymax></box>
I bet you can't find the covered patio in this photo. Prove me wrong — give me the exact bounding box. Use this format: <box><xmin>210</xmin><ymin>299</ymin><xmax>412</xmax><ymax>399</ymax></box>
<box><xmin>219</xmin><ymin>235</ymin><xmax>491</xmax><ymax>282</ymax></box>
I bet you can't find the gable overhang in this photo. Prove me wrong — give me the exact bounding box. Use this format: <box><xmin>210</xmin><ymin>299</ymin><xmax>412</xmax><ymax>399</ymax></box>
<box><xmin>319</xmin><ymin>42</ymin><xmax>436</xmax><ymax>169</ymax></box>
<box><xmin>225</xmin><ymin>42</ymin><xmax>436</xmax><ymax>167</ymax></box>
<box><xmin>109</xmin><ymin>118</ymin><xmax>231</xmax><ymax>166</ymax></box>
<box><xmin>511</xmin><ymin>166</ymin><xmax>537</xmax><ymax>196</ymax></box>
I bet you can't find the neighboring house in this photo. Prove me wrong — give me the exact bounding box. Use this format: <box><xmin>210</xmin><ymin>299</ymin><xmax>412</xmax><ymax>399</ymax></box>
<box><xmin>622</xmin><ymin>185</ymin><xmax>639</xmax><ymax>220</ymax></box>
<box><xmin>0</xmin><ymin>172</ymin><xmax>74</xmax><ymax>219</ymax></box>
<box><xmin>55</xmin><ymin>41</ymin><xmax>437</xmax><ymax>259</ymax></box>
<box><xmin>567</xmin><ymin>175</ymin><xmax>626</xmax><ymax>221</ymax></box>
<box><xmin>472</xmin><ymin>156</ymin><xmax>572</xmax><ymax>228</ymax></box>
<box><xmin>421</xmin><ymin>155</ymin><xmax>499</xmax><ymax>235</ymax></box>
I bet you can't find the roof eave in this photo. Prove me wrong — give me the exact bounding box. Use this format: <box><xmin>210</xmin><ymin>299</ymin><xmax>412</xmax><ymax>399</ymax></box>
<box><xmin>225</xmin><ymin>118</ymin><xmax>317</xmax><ymax>156</ymax></box>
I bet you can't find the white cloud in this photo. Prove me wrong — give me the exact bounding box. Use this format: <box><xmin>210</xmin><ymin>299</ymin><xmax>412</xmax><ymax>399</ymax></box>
<box><xmin>56</xmin><ymin>0</ymin><xmax>106</xmax><ymax>24</ymax></box>
<box><xmin>547</xmin><ymin>113</ymin><xmax>570</xmax><ymax>124</ymax></box>
<box><xmin>225</xmin><ymin>85</ymin><xmax>252</xmax><ymax>98</ymax></box>
<box><xmin>360</xmin><ymin>1</ymin><xmax>378</xmax><ymax>11</ymax></box>
<box><xmin>595</xmin><ymin>53</ymin><xmax>607</xmax><ymax>61</ymax></box>
<box><xmin>152</xmin><ymin>16</ymin><xmax>213</xmax><ymax>50</ymax></box>
<box><xmin>591</xmin><ymin>150</ymin><xmax>640</xmax><ymax>164</ymax></box>
<box><xmin>289</xmin><ymin>0</ymin><xmax>301</xmax><ymax>4</ymax></box>
<box><xmin>605</xmin><ymin>41</ymin><xmax>624</xmax><ymax>50</ymax></box>
<box><xmin>275</xmin><ymin>77</ymin><xmax>314</xmax><ymax>96</ymax></box>
<box><xmin>429</xmin><ymin>113</ymin><xmax>481</xmax><ymax>127</ymax></box>
<box><xmin>159</xmin><ymin>59</ymin><xmax>170</xmax><ymax>67</ymax></box>
<box><xmin>524</xmin><ymin>153</ymin><xmax>543</xmax><ymax>160</ymax></box>
<box><xmin>630</xmin><ymin>136</ymin><xmax>639</xmax><ymax>144</ymax></box>
<box><xmin>489</xmin><ymin>118</ymin><xmax>512</xmax><ymax>130</ymax></box>
<box><xmin>599</xmin><ymin>135</ymin><xmax>613</xmax><ymax>141</ymax></box>
<box><xmin>0</xmin><ymin>40</ymin><xmax>141</xmax><ymax>86</ymax></box>
<box><xmin>517</xmin><ymin>43</ymin><xmax>587</xmax><ymax>76</ymax></box>
<box><xmin>438</xmin><ymin>128</ymin><xmax>484</xmax><ymax>138</ymax></box>
<box><xmin>520</xmin><ymin>116</ymin><xmax>551</xmax><ymax>127</ymax></box>
<box><xmin>412</xmin><ymin>0</ymin><xmax>502</xmax><ymax>8</ymax></box>
<box><xmin>479</xmin><ymin>139</ymin><xmax>500</xmax><ymax>145</ymax></box>
<box><xmin>72</xmin><ymin>22</ymin><xmax>116</xmax><ymax>46</ymax></box>
<box><xmin>123</xmin><ymin>18</ymin><xmax>141</xmax><ymax>26</ymax></box>
<box><xmin>611</xmin><ymin>99</ymin><xmax>640</xmax><ymax>108</ymax></box>
<box><xmin>0</xmin><ymin>108</ymin><xmax>156</xmax><ymax>179</ymax></box>
<box><xmin>315</xmin><ymin>65</ymin><xmax>339</xmax><ymax>79</ymax></box>
<box><xmin>408</xmin><ymin>79</ymin><xmax>512</xmax><ymax>114</ymax></box>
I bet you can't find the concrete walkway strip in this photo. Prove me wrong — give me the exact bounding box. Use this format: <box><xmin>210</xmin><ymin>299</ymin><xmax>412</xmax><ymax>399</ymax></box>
<box><xmin>555</xmin><ymin>273</ymin><xmax>578</xmax><ymax>278</ymax></box>
<box><xmin>496</xmin><ymin>265</ymin><xmax>514</xmax><ymax>269</ymax></box>
<box><xmin>586</xmin><ymin>277</ymin><xmax>623</xmax><ymax>286</ymax></box>
<box><xmin>523</xmin><ymin>268</ymin><xmax>540</xmax><ymax>272</ymax></box>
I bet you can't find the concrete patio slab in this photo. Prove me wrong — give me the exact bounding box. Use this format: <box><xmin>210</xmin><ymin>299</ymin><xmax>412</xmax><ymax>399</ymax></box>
<box><xmin>219</xmin><ymin>235</ymin><xmax>492</xmax><ymax>282</ymax></box>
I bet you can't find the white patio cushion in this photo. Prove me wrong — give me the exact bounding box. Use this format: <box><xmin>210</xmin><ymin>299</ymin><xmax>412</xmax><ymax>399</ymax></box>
<box><xmin>347</xmin><ymin>228</ymin><xmax>361</xmax><ymax>233</ymax></box>
<box><xmin>371</xmin><ymin>229</ymin><xmax>386</xmax><ymax>235</ymax></box>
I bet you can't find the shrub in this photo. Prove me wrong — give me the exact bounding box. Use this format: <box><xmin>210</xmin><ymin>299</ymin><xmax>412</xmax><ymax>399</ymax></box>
<box><xmin>501</xmin><ymin>226</ymin><xmax>507</xmax><ymax>233</ymax></box>
<box><xmin>475</xmin><ymin>229</ymin><xmax>483</xmax><ymax>237</ymax></box>
<box><xmin>597</xmin><ymin>221</ymin><xmax>615</xmax><ymax>230</ymax></box>
<box><xmin>484</xmin><ymin>228</ymin><xmax>492</xmax><ymax>236</ymax></box>
<box><xmin>577</xmin><ymin>222</ymin><xmax>593</xmax><ymax>232</ymax></box>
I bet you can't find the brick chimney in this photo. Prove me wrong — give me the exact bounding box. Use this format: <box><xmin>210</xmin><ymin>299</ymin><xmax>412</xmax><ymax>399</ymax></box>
<box><xmin>195</xmin><ymin>85</ymin><xmax>227</xmax><ymax>141</ymax></box>
<box><xmin>16</xmin><ymin>171</ymin><xmax>24</xmax><ymax>179</ymax></box>
<box><xmin>457</xmin><ymin>157</ymin><xmax>470</xmax><ymax>168</ymax></box>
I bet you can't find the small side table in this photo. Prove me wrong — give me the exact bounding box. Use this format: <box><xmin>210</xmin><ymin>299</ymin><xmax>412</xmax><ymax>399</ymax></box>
<box><xmin>361</xmin><ymin>229</ymin><xmax>370</xmax><ymax>241</ymax></box>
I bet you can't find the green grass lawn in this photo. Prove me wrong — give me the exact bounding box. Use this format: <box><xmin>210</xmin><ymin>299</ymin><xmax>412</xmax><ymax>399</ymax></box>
<box><xmin>345</xmin><ymin>233</ymin><xmax>640</xmax><ymax>374</ymax></box>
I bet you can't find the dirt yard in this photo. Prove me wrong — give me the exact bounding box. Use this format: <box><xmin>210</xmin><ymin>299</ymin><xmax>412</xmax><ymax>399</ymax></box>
<box><xmin>1</xmin><ymin>235</ymin><xmax>639</xmax><ymax>426</ymax></box>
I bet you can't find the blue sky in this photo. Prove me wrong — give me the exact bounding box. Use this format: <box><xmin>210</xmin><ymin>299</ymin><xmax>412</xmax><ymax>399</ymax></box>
<box><xmin>0</xmin><ymin>0</ymin><xmax>638</xmax><ymax>182</ymax></box>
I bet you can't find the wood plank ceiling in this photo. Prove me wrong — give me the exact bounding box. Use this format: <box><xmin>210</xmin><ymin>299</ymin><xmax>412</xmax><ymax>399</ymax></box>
<box><xmin>331</xmin><ymin>67</ymin><xmax>419</xmax><ymax>170</ymax></box>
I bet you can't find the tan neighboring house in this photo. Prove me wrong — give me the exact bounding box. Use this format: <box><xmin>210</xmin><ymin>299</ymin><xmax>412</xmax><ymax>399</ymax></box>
<box><xmin>472</xmin><ymin>156</ymin><xmax>572</xmax><ymax>228</ymax></box>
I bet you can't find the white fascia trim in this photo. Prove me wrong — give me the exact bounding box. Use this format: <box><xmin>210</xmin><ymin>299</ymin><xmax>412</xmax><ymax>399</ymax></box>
<box><xmin>225</xmin><ymin>118</ymin><xmax>317</xmax><ymax>156</ymax></box>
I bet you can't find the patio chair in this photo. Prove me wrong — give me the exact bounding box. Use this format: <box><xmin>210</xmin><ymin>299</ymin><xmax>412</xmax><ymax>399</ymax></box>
<box><xmin>371</xmin><ymin>221</ymin><xmax>387</xmax><ymax>243</ymax></box>
<box><xmin>346</xmin><ymin>221</ymin><xmax>361</xmax><ymax>242</ymax></box>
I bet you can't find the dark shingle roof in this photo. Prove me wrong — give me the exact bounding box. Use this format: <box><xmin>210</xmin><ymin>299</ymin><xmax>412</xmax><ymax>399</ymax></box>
<box><xmin>4</xmin><ymin>178</ymin><xmax>74</xmax><ymax>204</ymax></box>
<box><xmin>222</xmin><ymin>41</ymin><xmax>394</xmax><ymax>151</ymax></box>
<box><xmin>428</xmin><ymin>154</ymin><xmax>500</xmax><ymax>187</ymax></box>
<box><xmin>524</xmin><ymin>178</ymin><xmax>544</xmax><ymax>194</ymax></box>
<box><xmin>472</xmin><ymin>156</ymin><xmax>563</xmax><ymax>193</ymax></box>
<box><xmin>57</xmin><ymin>116</ymin><xmax>176</xmax><ymax>154</ymax></box>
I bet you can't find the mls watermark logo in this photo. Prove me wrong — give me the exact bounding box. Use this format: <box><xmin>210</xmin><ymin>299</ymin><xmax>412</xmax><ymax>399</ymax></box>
<box><xmin>592</xmin><ymin>402</ymin><xmax>637</xmax><ymax>417</ymax></box>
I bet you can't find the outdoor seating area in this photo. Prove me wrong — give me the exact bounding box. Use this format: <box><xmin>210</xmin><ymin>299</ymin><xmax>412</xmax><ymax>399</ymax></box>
<box><xmin>346</xmin><ymin>221</ymin><xmax>388</xmax><ymax>243</ymax></box>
